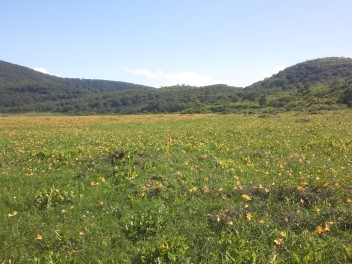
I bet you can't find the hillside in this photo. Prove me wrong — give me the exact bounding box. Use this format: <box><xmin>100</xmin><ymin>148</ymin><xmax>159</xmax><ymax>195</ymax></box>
<box><xmin>0</xmin><ymin>57</ymin><xmax>351</xmax><ymax>114</ymax></box>
<box><xmin>245</xmin><ymin>57</ymin><xmax>352</xmax><ymax>110</ymax></box>
<box><xmin>0</xmin><ymin>60</ymin><xmax>153</xmax><ymax>111</ymax></box>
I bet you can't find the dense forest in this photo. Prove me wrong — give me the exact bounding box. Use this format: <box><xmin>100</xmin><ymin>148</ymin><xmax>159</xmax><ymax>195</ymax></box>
<box><xmin>0</xmin><ymin>57</ymin><xmax>351</xmax><ymax>114</ymax></box>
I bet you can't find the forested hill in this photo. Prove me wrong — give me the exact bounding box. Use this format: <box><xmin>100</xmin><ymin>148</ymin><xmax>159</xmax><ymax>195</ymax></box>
<box><xmin>0</xmin><ymin>57</ymin><xmax>351</xmax><ymax>114</ymax></box>
<box><xmin>0</xmin><ymin>60</ymin><xmax>153</xmax><ymax>92</ymax></box>
<box><xmin>246</xmin><ymin>57</ymin><xmax>352</xmax><ymax>92</ymax></box>
<box><xmin>0</xmin><ymin>60</ymin><xmax>153</xmax><ymax>111</ymax></box>
<box><xmin>244</xmin><ymin>57</ymin><xmax>352</xmax><ymax>109</ymax></box>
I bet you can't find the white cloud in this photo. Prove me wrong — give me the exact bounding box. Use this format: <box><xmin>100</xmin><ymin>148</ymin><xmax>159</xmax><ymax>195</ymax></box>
<box><xmin>262</xmin><ymin>65</ymin><xmax>286</xmax><ymax>78</ymax></box>
<box><xmin>33</xmin><ymin>67</ymin><xmax>49</xmax><ymax>74</ymax></box>
<box><xmin>33</xmin><ymin>67</ymin><xmax>61</xmax><ymax>77</ymax></box>
<box><xmin>126</xmin><ymin>68</ymin><xmax>223</xmax><ymax>87</ymax></box>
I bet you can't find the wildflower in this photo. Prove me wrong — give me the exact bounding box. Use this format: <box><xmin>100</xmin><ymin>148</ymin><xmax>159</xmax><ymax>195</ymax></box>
<box><xmin>35</xmin><ymin>234</ymin><xmax>43</xmax><ymax>240</ymax></box>
<box><xmin>274</xmin><ymin>238</ymin><xmax>284</xmax><ymax>245</ymax></box>
<box><xmin>100</xmin><ymin>177</ymin><xmax>106</xmax><ymax>183</ymax></box>
<box><xmin>156</xmin><ymin>182</ymin><xmax>164</xmax><ymax>191</ymax></box>
<box><xmin>90</xmin><ymin>182</ymin><xmax>99</xmax><ymax>186</ymax></box>
<box><xmin>159</xmin><ymin>243</ymin><xmax>167</xmax><ymax>249</ymax></box>
<box><xmin>8</xmin><ymin>211</ymin><xmax>18</xmax><ymax>217</ymax></box>
<box><xmin>316</xmin><ymin>226</ymin><xmax>324</xmax><ymax>234</ymax></box>
<box><xmin>242</xmin><ymin>194</ymin><xmax>252</xmax><ymax>201</ymax></box>
<box><xmin>257</xmin><ymin>219</ymin><xmax>265</xmax><ymax>224</ymax></box>
<box><xmin>297</xmin><ymin>186</ymin><xmax>305</xmax><ymax>192</ymax></box>
<box><xmin>279</xmin><ymin>231</ymin><xmax>287</xmax><ymax>238</ymax></box>
<box><xmin>246</xmin><ymin>212</ymin><xmax>252</xmax><ymax>221</ymax></box>
<box><xmin>189</xmin><ymin>186</ymin><xmax>197</xmax><ymax>193</ymax></box>
<box><xmin>347</xmin><ymin>198</ymin><xmax>352</xmax><ymax>204</ymax></box>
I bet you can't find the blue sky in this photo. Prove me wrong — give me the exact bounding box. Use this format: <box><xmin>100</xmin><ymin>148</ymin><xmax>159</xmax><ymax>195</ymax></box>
<box><xmin>1</xmin><ymin>1</ymin><xmax>352</xmax><ymax>87</ymax></box>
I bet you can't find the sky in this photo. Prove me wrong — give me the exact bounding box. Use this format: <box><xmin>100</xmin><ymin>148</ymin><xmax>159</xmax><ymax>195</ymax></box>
<box><xmin>1</xmin><ymin>0</ymin><xmax>352</xmax><ymax>88</ymax></box>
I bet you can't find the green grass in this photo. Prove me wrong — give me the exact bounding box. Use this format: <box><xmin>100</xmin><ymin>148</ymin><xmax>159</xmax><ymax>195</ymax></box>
<box><xmin>0</xmin><ymin>111</ymin><xmax>351</xmax><ymax>263</ymax></box>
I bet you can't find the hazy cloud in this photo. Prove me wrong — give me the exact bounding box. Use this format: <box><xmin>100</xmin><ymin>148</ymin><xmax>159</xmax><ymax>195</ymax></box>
<box><xmin>126</xmin><ymin>68</ymin><xmax>222</xmax><ymax>87</ymax></box>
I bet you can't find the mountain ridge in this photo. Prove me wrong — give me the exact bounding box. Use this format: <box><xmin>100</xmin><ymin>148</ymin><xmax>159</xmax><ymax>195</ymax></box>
<box><xmin>0</xmin><ymin>57</ymin><xmax>351</xmax><ymax>114</ymax></box>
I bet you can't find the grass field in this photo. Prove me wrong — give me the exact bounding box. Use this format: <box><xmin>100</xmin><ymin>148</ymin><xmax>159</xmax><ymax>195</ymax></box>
<box><xmin>0</xmin><ymin>111</ymin><xmax>351</xmax><ymax>263</ymax></box>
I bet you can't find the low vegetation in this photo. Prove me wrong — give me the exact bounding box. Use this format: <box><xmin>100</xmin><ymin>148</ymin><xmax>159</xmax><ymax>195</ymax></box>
<box><xmin>1</xmin><ymin>111</ymin><xmax>351</xmax><ymax>263</ymax></box>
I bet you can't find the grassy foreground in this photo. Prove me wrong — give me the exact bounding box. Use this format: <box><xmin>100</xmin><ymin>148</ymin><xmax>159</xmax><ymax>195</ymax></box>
<box><xmin>0</xmin><ymin>111</ymin><xmax>351</xmax><ymax>263</ymax></box>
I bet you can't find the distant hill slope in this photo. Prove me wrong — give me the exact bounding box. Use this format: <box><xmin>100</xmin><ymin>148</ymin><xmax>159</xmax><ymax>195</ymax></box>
<box><xmin>0</xmin><ymin>60</ymin><xmax>154</xmax><ymax>109</ymax></box>
<box><xmin>246</xmin><ymin>57</ymin><xmax>352</xmax><ymax>91</ymax></box>
<box><xmin>245</xmin><ymin>57</ymin><xmax>352</xmax><ymax>109</ymax></box>
<box><xmin>0</xmin><ymin>57</ymin><xmax>351</xmax><ymax>114</ymax></box>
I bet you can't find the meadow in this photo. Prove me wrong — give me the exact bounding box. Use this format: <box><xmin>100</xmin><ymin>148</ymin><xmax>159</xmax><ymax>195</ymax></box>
<box><xmin>0</xmin><ymin>111</ymin><xmax>351</xmax><ymax>263</ymax></box>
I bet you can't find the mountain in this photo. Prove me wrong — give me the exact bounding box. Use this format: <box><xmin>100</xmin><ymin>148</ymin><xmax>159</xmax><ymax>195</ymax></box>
<box><xmin>0</xmin><ymin>57</ymin><xmax>351</xmax><ymax>114</ymax></box>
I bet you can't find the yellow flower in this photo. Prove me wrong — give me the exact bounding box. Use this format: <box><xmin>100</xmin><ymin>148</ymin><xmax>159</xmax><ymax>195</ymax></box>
<box><xmin>246</xmin><ymin>212</ymin><xmax>252</xmax><ymax>221</ymax></box>
<box><xmin>35</xmin><ymin>234</ymin><xmax>43</xmax><ymax>240</ymax></box>
<box><xmin>297</xmin><ymin>186</ymin><xmax>305</xmax><ymax>192</ymax></box>
<box><xmin>315</xmin><ymin>226</ymin><xmax>324</xmax><ymax>234</ymax></box>
<box><xmin>189</xmin><ymin>186</ymin><xmax>197</xmax><ymax>193</ymax></box>
<box><xmin>323</xmin><ymin>224</ymin><xmax>330</xmax><ymax>232</ymax></box>
<box><xmin>242</xmin><ymin>194</ymin><xmax>252</xmax><ymax>201</ymax></box>
<box><xmin>257</xmin><ymin>219</ymin><xmax>265</xmax><ymax>224</ymax></box>
<box><xmin>100</xmin><ymin>177</ymin><xmax>106</xmax><ymax>183</ymax></box>
<box><xmin>346</xmin><ymin>198</ymin><xmax>352</xmax><ymax>204</ymax></box>
<box><xmin>226</xmin><ymin>220</ymin><xmax>233</xmax><ymax>226</ymax></box>
<box><xmin>279</xmin><ymin>231</ymin><xmax>287</xmax><ymax>238</ymax></box>
<box><xmin>274</xmin><ymin>238</ymin><xmax>284</xmax><ymax>245</ymax></box>
<box><xmin>90</xmin><ymin>181</ymin><xmax>99</xmax><ymax>186</ymax></box>
<box><xmin>156</xmin><ymin>182</ymin><xmax>164</xmax><ymax>191</ymax></box>
<box><xmin>8</xmin><ymin>211</ymin><xmax>18</xmax><ymax>217</ymax></box>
